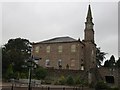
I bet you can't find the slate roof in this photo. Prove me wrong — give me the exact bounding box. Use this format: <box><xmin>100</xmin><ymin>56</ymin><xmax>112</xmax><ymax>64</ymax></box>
<box><xmin>34</xmin><ymin>36</ymin><xmax>78</xmax><ymax>44</ymax></box>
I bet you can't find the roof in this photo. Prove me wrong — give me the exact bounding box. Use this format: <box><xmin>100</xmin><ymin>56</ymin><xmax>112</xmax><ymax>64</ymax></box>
<box><xmin>87</xmin><ymin>5</ymin><xmax>92</xmax><ymax>19</ymax></box>
<box><xmin>40</xmin><ymin>36</ymin><xmax>77</xmax><ymax>43</ymax></box>
<box><xmin>33</xmin><ymin>36</ymin><xmax>78</xmax><ymax>44</ymax></box>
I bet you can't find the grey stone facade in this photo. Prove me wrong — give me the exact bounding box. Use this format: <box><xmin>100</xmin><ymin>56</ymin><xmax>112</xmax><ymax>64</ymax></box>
<box><xmin>32</xmin><ymin>5</ymin><xmax>96</xmax><ymax>71</ymax></box>
<box><xmin>31</xmin><ymin>4</ymin><xmax>119</xmax><ymax>88</ymax></box>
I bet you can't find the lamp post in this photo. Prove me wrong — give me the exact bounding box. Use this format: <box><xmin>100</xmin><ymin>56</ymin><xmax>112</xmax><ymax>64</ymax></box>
<box><xmin>27</xmin><ymin>56</ymin><xmax>41</xmax><ymax>90</ymax></box>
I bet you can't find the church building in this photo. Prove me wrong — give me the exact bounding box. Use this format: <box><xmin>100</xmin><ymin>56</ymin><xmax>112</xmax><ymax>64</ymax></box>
<box><xmin>31</xmin><ymin>4</ymin><xmax>120</xmax><ymax>88</ymax></box>
<box><xmin>32</xmin><ymin>4</ymin><xmax>96</xmax><ymax>71</ymax></box>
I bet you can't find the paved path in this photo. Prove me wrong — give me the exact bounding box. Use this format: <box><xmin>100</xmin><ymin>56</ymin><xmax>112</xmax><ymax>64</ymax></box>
<box><xmin>1</xmin><ymin>82</ymin><xmax>95</xmax><ymax>90</ymax></box>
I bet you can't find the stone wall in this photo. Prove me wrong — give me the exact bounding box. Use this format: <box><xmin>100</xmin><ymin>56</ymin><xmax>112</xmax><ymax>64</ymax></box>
<box><xmin>32</xmin><ymin>41</ymin><xmax>85</xmax><ymax>70</ymax></box>
<box><xmin>46</xmin><ymin>69</ymin><xmax>86</xmax><ymax>77</ymax></box>
<box><xmin>45</xmin><ymin>69</ymin><xmax>88</xmax><ymax>83</ymax></box>
<box><xmin>98</xmin><ymin>67</ymin><xmax>119</xmax><ymax>87</ymax></box>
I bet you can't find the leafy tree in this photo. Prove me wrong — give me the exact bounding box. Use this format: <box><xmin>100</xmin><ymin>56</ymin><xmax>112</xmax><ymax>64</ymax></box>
<box><xmin>104</xmin><ymin>55</ymin><xmax>116</xmax><ymax>68</ymax></box>
<box><xmin>116</xmin><ymin>57</ymin><xmax>120</xmax><ymax>67</ymax></box>
<box><xmin>35</xmin><ymin>67</ymin><xmax>47</xmax><ymax>80</ymax></box>
<box><xmin>5</xmin><ymin>64</ymin><xmax>14</xmax><ymax>79</ymax></box>
<box><xmin>2</xmin><ymin>38</ymin><xmax>31</xmax><ymax>78</ymax></box>
<box><xmin>109</xmin><ymin>55</ymin><xmax>115</xmax><ymax>67</ymax></box>
<box><xmin>104</xmin><ymin>60</ymin><xmax>110</xmax><ymax>67</ymax></box>
<box><xmin>0</xmin><ymin>47</ymin><xmax>1</xmax><ymax>79</ymax></box>
<box><xmin>96</xmin><ymin>47</ymin><xmax>107</xmax><ymax>67</ymax></box>
<box><xmin>2</xmin><ymin>46</ymin><xmax>11</xmax><ymax>75</ymax></box>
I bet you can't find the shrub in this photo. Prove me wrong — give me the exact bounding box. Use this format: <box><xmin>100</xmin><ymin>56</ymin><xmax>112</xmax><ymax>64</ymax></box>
<box><xmin>66</xmin><ymin>75</ymin><xmax>74</xmax><ymax>85</ymax></box>
<box><xmin>19</xmin><ymin>72</ymin><xmax>27</xmax><ymax>79</ymax></box>
<box><xmin>75</xmin><ymin>76</ymin><xmax>81</xmax><ymax>85</ymax></box>
<box><xmin>54</xmin><ymin>80</ymin><xmax>59</xmax><ymax>85</ymax></box>
<box><xmin>95</xmin><ymin>81</ymin><xmax>109</xmax><ymax>90</ymax></box>
<box><xmin>58</xmin><ymin>75</ymin><xmax>66</xmax><ymax>85</ymax></box>
<box><xmin>89</xmin><ymin>81</ymin><xmax>95</xmax><ymax>88</ymax></box>
<box><xmin>35</xmin><ymin>67</ymin><xmax>47</xmax><ymax>80</ymax></box>
<box><xmin>110</xmin><ymin>87</ymin><xmax>119</xmax><ymax>90</ymax></box>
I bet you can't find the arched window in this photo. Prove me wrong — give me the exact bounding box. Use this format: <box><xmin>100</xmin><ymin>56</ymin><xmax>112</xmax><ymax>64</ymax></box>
<box><xmin>81</xmin><ymin>64</ymin><xmax>84</xmax><ymax>70</ymax></box>
<box><xmin>45</xmin><ymin>59</ymin><xmax>50</xmax><ymax>67</ymax></box>
<box><xmin>46</xmin><ymin>46</ymin><xmax>50</xmax><ymax>53</ymax></box>
<box><xmin>81</xmin><ymin>59</ymin><xmax>84</xmax><ymax>70</ymax></box>
<box><xmin>58</xmin><ymin>46</ymin><xmax>62</xmax><ymax>53</ymax></box>
<box><xmin>58</xmin><ymin>59</ymin><xmax>62</xmax><ymax>69</ymax></box>
<box><xmin>71</xmin><ymin>60</ymin><xmax>75</xmax><ymax>67</ymax></box>
<box><xmin>35</xmin><ymin>46</ymin><xmax>39</xmax><ymax>53</ymax></box>
<box><xmin>71</xmin><ymin>45</ymin><xmax>76</xmax><ymax>52</ymax></box>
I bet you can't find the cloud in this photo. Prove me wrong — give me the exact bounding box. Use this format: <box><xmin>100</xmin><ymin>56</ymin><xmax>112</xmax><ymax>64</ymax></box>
<box><xmin>2</xmin><ymin>2</ymin><xmax>118</xmax><ymax>59</ymax></box>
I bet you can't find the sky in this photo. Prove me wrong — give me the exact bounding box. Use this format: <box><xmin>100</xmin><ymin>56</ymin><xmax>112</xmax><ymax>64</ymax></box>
<box><xmin>1</xmin><ymin>0</ymin><xmax>119</xmax><ymax>60</ymax></box>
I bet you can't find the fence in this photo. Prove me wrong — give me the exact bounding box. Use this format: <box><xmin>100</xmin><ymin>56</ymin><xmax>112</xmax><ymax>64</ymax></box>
<box><xmin>2</xmin><ymin>86</ymin><xmax>94</xmax><ymax>90</ymax></box>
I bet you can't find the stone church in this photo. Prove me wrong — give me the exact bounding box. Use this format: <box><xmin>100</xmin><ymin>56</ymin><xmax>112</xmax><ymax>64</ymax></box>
<box><xmin>32</xmin><ymin>4</ymin><xmax>96</xmax><ymax>71</ymax></box>
<box><xmin>32</xmin><ymin>4</ymin><xmax>120</xmax><ymax>88</ymax></box>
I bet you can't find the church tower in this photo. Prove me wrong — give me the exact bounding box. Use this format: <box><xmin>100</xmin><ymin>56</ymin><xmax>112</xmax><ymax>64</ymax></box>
<box><xmin>83</xmin><ymin>4</ymin><xmax>96</xmax><ymax>71</ymax></box>
<box><xmin>84</xmin><ymin>5</ymin><xmax>94</xmax><ymax>42</ymax></box>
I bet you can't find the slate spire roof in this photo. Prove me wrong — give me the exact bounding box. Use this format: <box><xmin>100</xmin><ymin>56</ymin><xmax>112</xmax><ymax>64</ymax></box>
<box><xmin>86</xmin><ymin>4</ymin><xmax>93</xmax><ymax>23</ymax></box>
<box><xmin>87</xmin><ymin>4</ymin><xmax>92</xmax><ymax>19</ymax></box>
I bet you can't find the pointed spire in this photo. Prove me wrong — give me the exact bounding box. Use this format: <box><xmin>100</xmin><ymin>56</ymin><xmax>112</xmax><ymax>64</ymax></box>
<box><xmin>87</xmin><ymin>5</ymin><xmax>92</xmax><ymax>18</ymax></box>
<box><xmin>84</xmin><ymin>4</ymin><xmax>94</xmax><ymax>42</ymax></box>
<box><xmin>86</xmin><ymin>4</ymin><xmax>93</xmax><ymax>23</ymax></box>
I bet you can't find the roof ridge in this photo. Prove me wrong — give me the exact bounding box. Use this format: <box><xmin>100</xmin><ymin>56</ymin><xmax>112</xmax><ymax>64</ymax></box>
<box><xmin>35</xmin><ymin>36</ymin><xmax>77</xmax><ymax>44</ymax></box>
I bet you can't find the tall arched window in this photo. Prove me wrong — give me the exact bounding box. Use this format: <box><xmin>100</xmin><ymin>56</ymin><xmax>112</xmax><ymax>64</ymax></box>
<box><xmin>58</xmin><ymin>59</ymin><xmax>62</xmax><ymax>69</ymax></box>
<box><xmin>45</xmin><ymin>59</ymin><xmax>50</xmax><ymax>67</ymax></box>
<box><xmin>70</xmin><ymin>60</ymin><xmax>75</xmax><ymax>67</ymax></box>
<box><xmin>46</xmin><ymin>46</ymin><xmax>50</xmax><ymax>53</ymax></box>
<box><xmin>58</xmin><ymin>46</ymin><xmax>62</xmax><ymax>53</ymax></box>
<box><xmin>71</xmin><ymin>45</ymin><xmax>76</xmax><ymax>52</ymax></box>
<box><xmin>81</xmin><ymin>64</ymin><xmax>84</xmax><ymax>70</ymax></box>
<box><xmin>35</xmin><ymin>46</ymin><xmax>39</xmax><ymax>53</ymax></box>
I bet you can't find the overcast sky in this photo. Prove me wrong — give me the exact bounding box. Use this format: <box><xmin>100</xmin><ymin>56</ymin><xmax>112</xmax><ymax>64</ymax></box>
<box><xmin>1</xmin><ymin>0</ymin><xmax>119</xmax><ymax>60</ymax></box>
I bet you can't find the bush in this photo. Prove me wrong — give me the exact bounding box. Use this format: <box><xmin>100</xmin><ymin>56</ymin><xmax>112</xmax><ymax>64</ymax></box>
<box><xmin>54</xmin><ymin>80</ymin><xmax>59</xmax><ymax>85</ymax></box>
<box><xmin>75</xmin><ymin>76</ymin><xmax>81</xmax><ymax>85</ymax></box>
<box><xmin>35</xmin><ymin>67</ymin><xmax>47</xmax><ymax>80</ymax></box>
<box><xmin>95</xmin><ymin>81</ymin><xmax>109</xmax><ymax>90</ymax></box>
<box><xmin>44</xmin><ymin>80</ymin><xmax>52</xmax><ymax>84</ymax></box>
<box><xmin>109</xmin><ymin>87</ymin><xmax>119</xmax><ymax>90</ymax></box>
<box><xmin>89</xmin><ymin>81</ymin><xmax>95</xmax><ymax>88</ymax></box>
<box><xmin>66</xmin><ymin>75</ymin><xmax>74</xmax><ymax>85</ymax></box>
<box><xmin>19</xmin><ymin>72</ymin><xmax>26</xmax><ymax>79</ymax></box>
<box><xmin>58</xmin><ymin>75</ymin><xmax>66</xmax><ymax>85</ymax></box>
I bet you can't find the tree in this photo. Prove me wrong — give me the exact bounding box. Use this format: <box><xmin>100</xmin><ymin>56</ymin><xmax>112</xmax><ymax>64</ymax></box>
<box><xmin>96</xmin><ymin>47</ymin><xmax>107</xmax><ymax>67</ymax></box>
<box><xmin>109</xmin><ymin>55</ymin><xmax>115</xmax><ymax>67</ymax></box>
<box><xmin>2</xmin><ymin>38</ymin><xmax>31</xmax><ymax>78</ymax></box>
<box><xmin>5</xmin><ymin>64</ymin><xmax>14</xmax><ymax>79</ymax></box>
<box><xmin>104</xmin><ymin>60</ymin><xmax>110</xmax><ymax>67</ymax></box>
<box><xmin>104</xmin><ymin>55</ymin><xmax>116</xmax><ymax>68</ymax></box>
<box><xmin>35</xmin><ymin>67</ymin><xmax>47</xmax><ymax>80</ymax></box>
<box><xmin>116</xmin><ymin>57</ymin><xmax>120</xmax><ymax>67</ymax></box>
